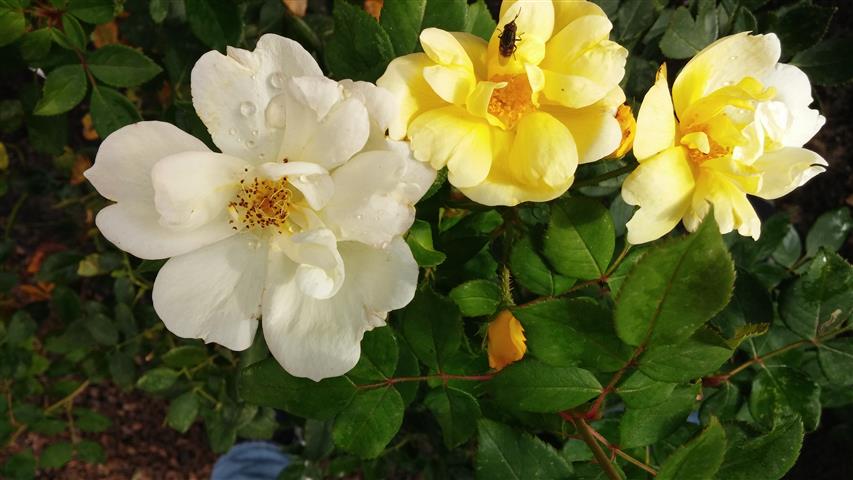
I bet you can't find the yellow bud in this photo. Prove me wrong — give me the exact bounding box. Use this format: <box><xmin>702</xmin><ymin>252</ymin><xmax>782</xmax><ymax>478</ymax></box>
<box><xmin>609</xmin><ymin>104</ymin><xmax>636</xmax><ymax>159</ymax></box>
<box><xmin>487</xmin><ymin>310</ymin><xmax>527</xmax><ymax>371</ymax></box>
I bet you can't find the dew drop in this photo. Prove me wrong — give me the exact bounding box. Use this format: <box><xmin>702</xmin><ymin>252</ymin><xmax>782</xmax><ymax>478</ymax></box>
<box><xmin>268</xmin><ymin>72</ymin><xmax>284</xmax><ymax>89</ymax></box>
<box><xmin>239</xmin><ymin>101</ymin><xmax>257</xmax><ymax>117</ymax></box>
<box><xmin>380</xmin><ymin>241</ymin><xmax>390</xmax><ymax>249</ymax></box>
<box><xmin>258</xmin><ymin>153</ymin><xmax>266</xmax><ymax>160</ymax></box>
<box><xmin>298</xmin><ymin>175</ymin><xmax>309</xmax><ymax>182</ymax></box>
<box><xmin>246</xmin><ymin>140</ymin><xmax>256</xmax><ymax>148</ymax></box>
<box><xmin>228</xmin><ymin>128</ymin><xmax>237</xmax><ymax>136</ymax></box>
<box><xmin>356</xmin><ymin>214</ymin><xmax>364</xmax><ymax>220</ymax></box>
<box><xmin>251</xmin><ymin>129</ymin><xmax>259</xmax><ymax>137</ymax></box>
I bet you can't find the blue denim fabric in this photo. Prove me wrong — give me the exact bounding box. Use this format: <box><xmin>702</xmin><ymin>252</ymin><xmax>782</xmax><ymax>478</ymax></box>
<box><xmin>211</xmin><ymin>441</ymin><xmax>289</xmax><ymax>480</ymax></box>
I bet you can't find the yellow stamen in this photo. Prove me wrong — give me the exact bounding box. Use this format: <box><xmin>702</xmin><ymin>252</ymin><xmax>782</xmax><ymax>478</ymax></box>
<box><xmin>228</xmin><ymin>172</ymin><xmax>293</xmax><ymax>233</ymax></box>
<box><xmin>487</xmin><ymin>74</ymin><xmax>536</xmax><ymax>130</ymax></box>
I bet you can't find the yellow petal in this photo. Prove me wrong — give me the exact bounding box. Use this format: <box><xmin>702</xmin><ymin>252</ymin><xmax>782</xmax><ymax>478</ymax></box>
<box><xmin>423</xmin><ymin>64</ymin><xmax>476</xmax><ymax>105</ymax></box>
<box><xmin>377</xmin><ymin>54</ymin><xmax>446</xmax><ymax>140</ymax></box>
<box><xmin>553</xmin><ymin>0</ymin><xmax>607</xmax><ymax>31</ymax></box>
<box><xmin>420</xmin><ymin>28</ymin><xmax>475</xmax><ymax>70</ymax></box>
<box><xmin>466</xmin><ymin>80</ymin><xmax>508</xmax><ymax>128</ymax></box>
<box><xmin>507</xmin><ymin>111</ymin><xmax>578</xmax><ymax>189</ymax></box>
<box><xmin>672</xmin><ymin>32</ymin><xmax>781</xmax><ymax>119</ymax></box>
<box><xmin>409</xmin><ymin>106</ymin><xmax>492</xmax><ymax>188</ymax></box>
<box><xmin>623</xmin><ymin>146</ymin><xmax>694</xmax><ymax>244</ymax></box>
<box><xmin>752</xmin><ymin>147</ymin><xmax>827</xmax><ymax>200</ymax></box>
<box><xmin>634</xmin><ymin>64</ymin><xmax>677</xmax><ymax>160</ymax></box>
<box><xmin>488</xmin><ymin>310</ymin><xmax>527</xmax><ymax>371</ymax></box>
<box><xmin>487</xmin><ymin>0</ymin><xmax>553</xmax><ymax>77</ymax></box>
<box><xmin>544</xmin><ymin>103</ymin><xmax>622</xmax><ymax>164</ymax></box>
<box><xmin>687</xmin><ymin>171</ymin><xmax>761</xmax><ymax>239</ymax></box>
<box><xmin>681</xmin><ymin>131</ymin><xmax>711</xmax><ymax>154</ymax></box>
<box><xmin>541</xmin><ymin>14</ymin><xmax>613</xmax><ymax>71</ymax></box>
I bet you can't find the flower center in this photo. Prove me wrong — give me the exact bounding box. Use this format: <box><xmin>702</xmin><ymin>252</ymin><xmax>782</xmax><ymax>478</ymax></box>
<box><xmin>488</xmin><ymin>74</ymin><xmax>536</xmax><ymax>129</ymax></box>
<box><xmin>228</xmin><ymin>171</ymin><xmax>293</xmax><ymax>233</ymax></box>
<box><xmin>680</xmin><ymin>130</ymin><xmax>729</xmax><ymax>165</ymax></box>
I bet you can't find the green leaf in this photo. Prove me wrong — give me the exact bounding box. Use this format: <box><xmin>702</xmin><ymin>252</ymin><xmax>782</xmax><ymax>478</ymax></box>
<box><xmin>617</xmin><ymin>371</ymin><xmax>677</xmax><ymax>408</ymax></box>
<box><xmin>476</xmin><ymin>419</ymin><xmax>572</xmax><ymax>480</ymax></box>
<box><xmin>613</xmin><ymin>0</ymin><xmax>656</xmax><ymax>49</ymax></box>
<box><xmin>325</xmin><ymin>0</ymin><xmax>395</xmax><ymax>82</ymax></box>
<box><xmin>400</xmin><ymin>287</ymin><xmax>462</xmax><ymax>370</ymax></box>
<box><xmin>699</xmin><ymin>382</ymin><xmax>742</xmax><ymax>423</ymax></box>
<box><xmin>40</xmin><ymin>442</ymin><xmax>73</xmax><ymax>469</ymax></box>
<box><xmin>185</xmin><ymin>0</ymin><xmax>242</xmax><ymax>50</ymax></box>
<box><xmin>422</xmin><ymin>0</ymin><xmax>467</xmax><ymax>32</ymax></box>
<box><xmin>620</xmin><ymin>384</ymin><xmax>698</xmax><ymax>448</ymax></box>
<box><xmin>465</xmin><ymin>0</ymin><xmax>497</xmax><ymax>41</ymax></box>
<box><xmin>347</xmin><ymin>326</ymin><xmax>398</xmax><ymax>381</ymax></box>
<box><xmin>89</xmin><ymin>85</ymin><xmax>141</xmax><ymax>137</ymax></box>
<box><xmin>34</xmin><ymin>65</ymin><xmax>88</xmax><ymax>116</ymax></box>
<box><xmin>61</xmin><ymin>14</ymin><xmax>87</xmax><ymax>50</ymax></box>
<box><xmin>791</xmin><ymin>38</ymin><xmax>853</xmax><ymax>86</ymax></box>
<box><xmin>657</xmin><ymin>418</ymin><xmax>726</xmax><ymax>480</ymax></box>
<box><xmin>713</xmin><ymin>269</ymin><xmax>773</xmax><ymax>337</ymax></box>
<box><xmin>162</xmin><ymin>345</ymin><xmax>208</xmax><ymax>368</ymax></box>
<box><xmin>424</xmin><ymin>387</ymin><xmax>481</xmax><ymax>448</ymax></box>
<box><xmin>87</xmin><ymin>45</ymin><xmax>162</xmax><ymax>87</ymax></box>
<box><xmin>149</xmin><ymin>0</ymin><xmax>169</xmax><ymax>23</ymax></box>
<box><xmin>615</xmin><ymin>216</ymin><xmax>734</xmax><ymax>347</ymax></box>
<box><xmin>449</xmin><ymin>280</ymin><xmax>501</xmax><ymax>317</ymax></box>
<box><xmin>509</xmin><ymin>235</ymin><xmax>574</xmax><ymax>296</ymax></box>
<box><xmin>749</xmin><ymin>367</ymin><xmax>821</xmax><ymax>432</ymax></box>
<box><xmin>75</xmin><ymin>440</ymin><xmax>106</xmax><ymax>464</ymax></box>
<box><xmin>488</xmin><ymin>360</ymin><xmax>601</xmax><ymax>413</ymax></box>
<box><xmin>805</xmin><ymin>207</ymin><xmax>852</xmax><ymax>257</ymax></box>
<box><xmin>75</xmin><ymin>408</ymin><xmax>110</xmax><ymax>432</ymax></box>
<box><xmin>108</xmin><ymin>351</ymin><xmax>136</xmax><ymax>388</ymax></box>
<box><xmin>19</xmin><ymin>28</ymin><xmax>54</xmax><ymax>62</ymax></box>
<box><xmin>543</xmin><ymin>197</ymin><xmax>615</xmax><ymax>280</ymax></box>
<box><xmin>715</xmin><ymin>420</ymin><xmax>804</xmax><ymax>480</ymax></box>
<box><xmin>135</xmin><ymin>367</ymin><xmax>180</xmax><ymax>392</ymax></box>
<box><xmin>780</xmin><ymin>251</ymin><xmax>852</xmax><ymax>340</ymax></box>
<box><xmin>0</xmin><ymin>450</ymin><xmax>36</xmax><ymax>480</ymax></box>
<box><xmin>659</xmin><ymin>3</ymin><xmax>719</xmax><ymax>59</ymax></box>
<box><xmin>818</xmin><ymin>338</ymin><xmax>853</xmax><ymax>385</ymax></box>
<box><xmin>237</xmin><ymin>407</ymin><xmax>278</xmax><ymax>440</ymax></box>
<box><xmin>0</xmin><ymin>0</ymin><xmax>25</xmax><ymax>47</ymax></box>
<box><xmin>378</xmin><ymin>0</ymin><xmax>426</xmax><ymax>56</ymax></box>
<box><xmin>771</xmin><ymin>224</ymin><xmax>801</xmax><ymax>268</ymax></box>
<box><xmin>769</xmin><ymin>3</ymin><xmax>834</xmax><ymax>57</ymax></box>
<box><xmin>513</xmin><ymin>298</ymin><xmax>631</xmax><ymax>372</ymax></box>
<box><xmin>239</xmin><ymin>357</ymin><xmax>356</xmax><ymax>419</ymax></box>
<box><xmin>167</xmin><ymin>391</ymin><xmax>199</xmax><ymax>433</ymax></box>
<box><xmin>84</xmin><ymin>313</ymin><xmax>118</xmax><ymax>345</ymax></box>
<box><xmin>332</xmin><ymin>386</ymin><xmax>404</xmax><ymax>459</ymax></box>
<box><xmin>406</xmin><ymin>219</ymin><xmax>446</xmax><ymax>267</ymax></box>
<box><xmin>638</xmin><ymin>328</ymin><xmax>733</xmax><ymax>382</ymax></box>
<box><xmin>68</xmin><ymin>0</ymin><xmax>115</xmax><ymax>24</ymax></box>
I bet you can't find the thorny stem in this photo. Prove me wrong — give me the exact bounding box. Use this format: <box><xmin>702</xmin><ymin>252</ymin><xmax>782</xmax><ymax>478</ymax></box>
<box><xmin>564</xmin><ymin>413</ymin><xmax>623</xmax><ymax>480</ymax></box>
<box><xmin>587</xmin><ymin>426</ymin><xmax>657</xmax><ymax>476</ymax></box>
<box><xmin>605</xmin><ymin>243</ymin><xmax>632</xmax><ymax>277</ymax></box>
<box><xmin>6</xmin><ymin>380</ymin><xmax>91</xmax><ymax>447</ymax></box>
<box><xmin>718</xmin><ymin>325</ymin><xmax>852</xmax><ymax>381</ymax></box>
<box><xmin>586</xmin><ymin>346</ymin><xmax>642</xmax><ymax>420</ymax></box>
<box><xmin>357</xmin><ymin>372</ymin><xmax>495</xmax><ymax>390</ymax></box>
<box><xmin>562</xmin><ymin>412</ymin><xmax>658</xmax><ymax>478</ymax></box>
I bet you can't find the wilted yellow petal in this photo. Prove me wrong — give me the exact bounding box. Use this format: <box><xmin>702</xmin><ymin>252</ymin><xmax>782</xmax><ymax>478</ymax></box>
<box><xmin>488</xmin><ymin>310</ymin><xmax>527</xmax><ymax>371</ymax></box>
<box><xmin>608</xmin><ymin>104</ymin><xmax>635</xmax><ymax>158</ymax></box>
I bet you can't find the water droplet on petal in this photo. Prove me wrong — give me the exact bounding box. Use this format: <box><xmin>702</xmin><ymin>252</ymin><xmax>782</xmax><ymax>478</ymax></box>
<box><xmin>298</xmin><ymin>175</ymin><xmax>308</xmax><ymax>183</ymax></box>
<box><xmin>228</xmin><ymin>128</ymin><xmax>237</xmax><ymax>135</ymax></box>
<box><xmin>239</xmin><ymin>101</ymin><xmax>257</xmax><ymax>117</ymax></box>
<box><xmin>355</xmin><ymin>214</ymin><xmax>363</xmax><ymax>220</ymax></box>
<box><xmin>246</xmin><ymin>140</ymin><xmax>256</xmax><ymax>148</ymax></box>
<box><xmin>258</xmin><ymin>153</ymin><xmax>266</xmax><ymax>159</ymax></box>
<box><xmin>268</xmin><ymin>72</ymin><xmax>284</xmax><ymax>89</ymax></box>
<box><xmin>251</xmin><ymin>129</ymin><xmax>259</xmax><ymax>137</ymax></box>
<box><xmin>380</xmin><ymin>241</ymin><xmax>389</xmax><ymax>249</ymax></box>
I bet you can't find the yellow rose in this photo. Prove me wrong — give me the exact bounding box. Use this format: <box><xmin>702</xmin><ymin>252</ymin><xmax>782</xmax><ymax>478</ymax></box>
<box><xmin>487</xmin><ymin>310</ymin><xmax>527</xmax><ymax>371</ymax></box>
<box><xmin>378</xmin><ymin>0</ymin><xmax>627</xmax><ymax>206</ymax></box>
<box><xmin>623</xmin><ymin>33</ymin><xmax>827</xmax><ymax>244</ymax></box>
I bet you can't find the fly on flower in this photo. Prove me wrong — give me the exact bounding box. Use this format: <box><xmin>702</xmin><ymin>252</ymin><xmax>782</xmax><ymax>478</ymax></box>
<box><xmin>378</xmin><ymin>0</ymin><xmax>628</xmax><ymax>206</ymax></box>
<box><xmin>84</xmin><ymin>35</ymin><xmax>435</xmax><ymax>381</ymax></box>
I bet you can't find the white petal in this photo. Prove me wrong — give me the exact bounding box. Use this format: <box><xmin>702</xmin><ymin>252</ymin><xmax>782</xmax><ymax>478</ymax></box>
<box><xmin>275</xmin><ymin>229</ymin><xmax>344</xmax><ymax>300</ymax></box>
<box><xmin>262</xmin><ymin>237</ymin><xmax>417</xmax><ymax>380</ymax></box>
<box><xmin>257</xmin><ymin>161</ymin><xmax>334</xmax><ymax>211</ymax></box>
<box><xmin>295</xmin><ymin>97</ymin><xmax>370</xmax><ymax>170</ymax></box>
<box><xmin>151</xmin><ymin>151</ymin><xmax>248</xmax><ymax>231</ymax></box>
<box><xmin>84</xmin><ymin>121</ymin><xmax>210</xmax><ymax>205</ymax></box>
<box><xmin>761</xmin><ymin>63</ymin><xmax>825</xmax><ymax>147</ymax></box>
<box><xmin>191</xmin><ymin>34</ymin><xmax>322</xmax><ymax>162</ymax></box>
<box><xmin>323</xmin><ymin>150</ymin><xmax>435</xmax><ymax>247</ymax></box>
<box><xmin>152</xmin><ymin>234</ymin><xmax>267</xmax><ymax>350</ymax></box>
<box><xmin>95</xmin><ymin>202</ymin><xmax>235</xmax><ymax>260</ymax></box>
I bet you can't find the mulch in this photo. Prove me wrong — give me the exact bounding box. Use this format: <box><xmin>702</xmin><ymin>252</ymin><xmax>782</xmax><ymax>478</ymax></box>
<box><xmin>4</xmin><ymin>383</ymin><xmax>216</xmax><ymax>480</ymax></box>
